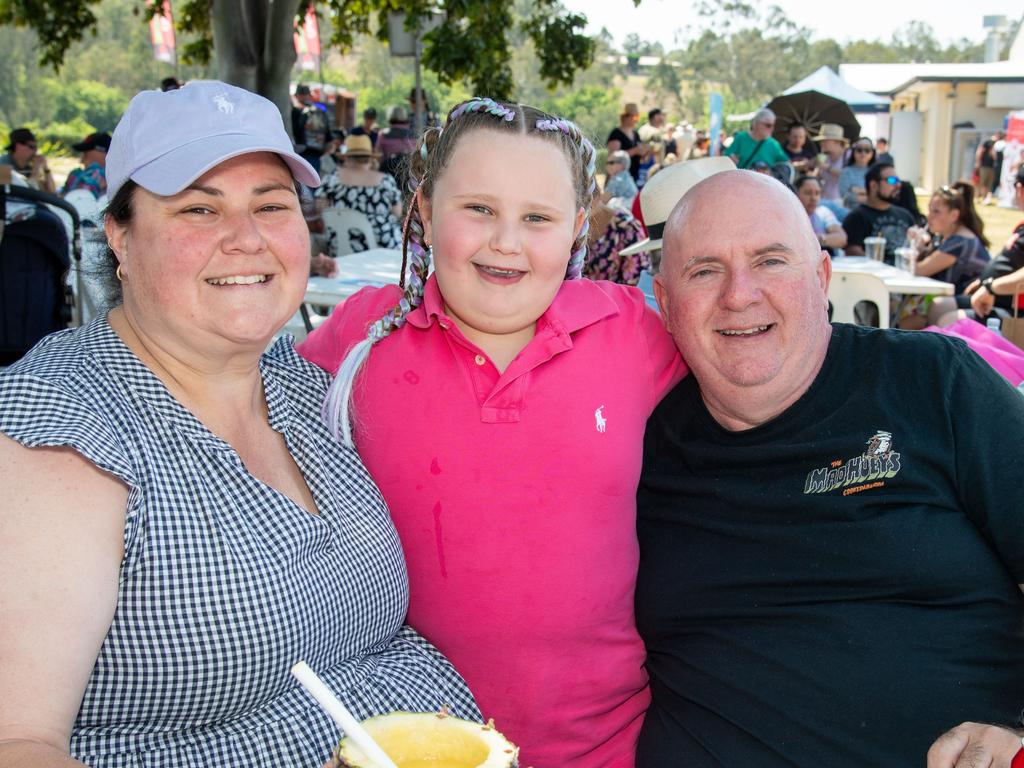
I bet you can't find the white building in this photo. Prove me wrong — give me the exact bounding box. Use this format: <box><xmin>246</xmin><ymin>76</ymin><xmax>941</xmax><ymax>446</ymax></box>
<box><xmin>840</xmin><ymin>17</ymin><xmax>1024</xmax><ymax>191</ymax></box>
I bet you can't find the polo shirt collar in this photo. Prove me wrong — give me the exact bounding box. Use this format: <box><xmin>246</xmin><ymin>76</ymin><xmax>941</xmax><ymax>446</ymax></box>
<box><xmin>406</xmin><ymin>274</ymin><xmax>620</xmax><ymax>335</ymax></box>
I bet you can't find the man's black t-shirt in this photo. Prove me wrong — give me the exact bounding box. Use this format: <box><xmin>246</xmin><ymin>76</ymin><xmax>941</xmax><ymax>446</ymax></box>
<box><xmin>636</xmin><ymin>324</ymin><xmax>1024</xmax><ymax>768</ymax></box>
<box><xmin>841</xmin><ymin>203</ymin><xmax>915</xmax><ymax>263</ymax></box>
<box><xmin>608</xmin><ymin>127</ymin><xmax>641</xmax><ymax>180</ymax></box>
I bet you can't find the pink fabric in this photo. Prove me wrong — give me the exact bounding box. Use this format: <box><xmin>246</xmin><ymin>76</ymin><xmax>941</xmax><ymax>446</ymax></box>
<box><xmin>924</xmin><ymin>318</ymin><xmax>1024</xmax><ymax>386</ymax></box>
<box><xmin>298</xmin><ymin>277</ymin><xmax>686</xmax><ymax>768</ymax></box>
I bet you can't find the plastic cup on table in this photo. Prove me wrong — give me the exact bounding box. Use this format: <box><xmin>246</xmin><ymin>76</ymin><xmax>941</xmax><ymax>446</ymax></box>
<box><xmin>895</xmin><ymin>246</ymin><xmax>917</xmax><ymax>274</ymax></box>
<box><xmin>864</xmin><ymin>236</ymin><xmax>886</xmax><ymax>262</ymax></box>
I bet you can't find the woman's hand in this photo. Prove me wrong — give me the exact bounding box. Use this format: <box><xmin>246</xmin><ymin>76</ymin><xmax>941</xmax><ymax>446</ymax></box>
<box><xmin>310</xmin><ymin>253</ymin><xmax>338</xmax><ymax>278</ymax></box>
<box><xmin>906</xmin><ymin>226</ymin><xmax>931</xmax><ymax>252</ymax></box>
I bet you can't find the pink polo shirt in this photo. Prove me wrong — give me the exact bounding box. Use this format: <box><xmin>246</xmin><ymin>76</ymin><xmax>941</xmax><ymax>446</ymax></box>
<box><xmin>298</xmin><ymin>276</ymin><xmax>686</xmax><ymax>768</ymax></box>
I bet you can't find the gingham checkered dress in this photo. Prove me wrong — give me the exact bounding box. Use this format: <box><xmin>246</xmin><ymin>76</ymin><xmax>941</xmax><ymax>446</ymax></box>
<box><xmin>0</xmin><ymin>317</ymin><xmax>479</xmax><ymax>768</ymax></box>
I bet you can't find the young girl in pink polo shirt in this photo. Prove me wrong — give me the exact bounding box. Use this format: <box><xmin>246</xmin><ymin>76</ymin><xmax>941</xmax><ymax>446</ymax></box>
<box><xmin>298</xmin><ymin>99</ymin><xmax>685</xmax><ymax>768</ymax></box>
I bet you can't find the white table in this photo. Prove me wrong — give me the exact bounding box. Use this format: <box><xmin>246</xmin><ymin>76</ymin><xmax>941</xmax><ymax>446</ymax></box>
<box><xmin>830</xmin><ymin>256</ymin><xmax>954</xmax><ymax>296</ymax></box>
<box><xmin>304</xmin><ymin>248</ymin><xmax>404</xmax><ymax>307</ymax></box>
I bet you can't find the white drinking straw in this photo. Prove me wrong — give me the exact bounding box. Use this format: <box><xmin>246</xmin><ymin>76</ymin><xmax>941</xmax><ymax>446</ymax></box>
<box><xmin>291</xmin><ymin>660</ymin><xmax>399</xmax><ymax>768</ymax></box>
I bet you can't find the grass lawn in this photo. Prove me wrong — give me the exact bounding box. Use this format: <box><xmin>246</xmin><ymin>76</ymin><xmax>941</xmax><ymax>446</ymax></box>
<box><xmin>978</xmin><ymin>203</ymin><xmax>1021</xmax><ymax>252</ymax></box>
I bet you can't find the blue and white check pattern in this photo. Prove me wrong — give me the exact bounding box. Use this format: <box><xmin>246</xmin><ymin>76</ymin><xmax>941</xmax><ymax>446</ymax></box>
<box><xmin>0</xmin><ymin>318</ymin><xmax>478</xmax><ymax>767</ymax></box>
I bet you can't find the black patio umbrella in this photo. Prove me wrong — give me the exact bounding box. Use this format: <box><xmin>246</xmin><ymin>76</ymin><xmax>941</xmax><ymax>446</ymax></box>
<box><xmin>767</xmin><ymin>90</ymin><xmax>861</xmax><ymax>146</ymax></box>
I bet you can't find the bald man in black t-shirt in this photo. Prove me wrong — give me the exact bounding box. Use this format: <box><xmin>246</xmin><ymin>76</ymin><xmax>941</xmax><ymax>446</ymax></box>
<box><xmin>638</xmin><ymin>170</ymin><xmax>1024</xmax><ymax>768</ymax></box>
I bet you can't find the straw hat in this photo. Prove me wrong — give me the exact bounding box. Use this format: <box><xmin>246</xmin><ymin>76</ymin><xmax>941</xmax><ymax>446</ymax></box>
<box><xmin>811</xmin><ymin>123</ymin><xmax>849</xmax><ymax>146</ymax></box>
<box><xmin>343</xmin><ymin>134</ymin><xmax>376</xmax><ymax>158</ymax></box>
<box><xmin>619</xmin><ymin>156</ymin><xmax>734</xmax><ymax>256</ymax></box>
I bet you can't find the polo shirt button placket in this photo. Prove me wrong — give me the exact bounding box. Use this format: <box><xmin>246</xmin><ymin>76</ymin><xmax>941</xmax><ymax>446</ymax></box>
<box><xmin>474</xmin><ymin>354</ymin><xmax>486</xmax><ymax>366</ymax></box>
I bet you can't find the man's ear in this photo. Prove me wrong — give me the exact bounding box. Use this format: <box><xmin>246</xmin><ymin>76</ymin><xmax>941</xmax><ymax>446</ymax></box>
<box><xmin>653</xmin><ymin>271</ymin><xmax>672</xmax><ymax>330</ymax></box>
<box><xmin>816</xmin><ymin>247</ymin><xmax>832</xmax><ymax>305</ymax></box>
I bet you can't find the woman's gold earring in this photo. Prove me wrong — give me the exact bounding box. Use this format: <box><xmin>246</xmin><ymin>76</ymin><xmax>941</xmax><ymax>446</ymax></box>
<box><xmin>116</xmin><ymin>263</ymin><xmax>125</xmax><ymax>282</ymax></box>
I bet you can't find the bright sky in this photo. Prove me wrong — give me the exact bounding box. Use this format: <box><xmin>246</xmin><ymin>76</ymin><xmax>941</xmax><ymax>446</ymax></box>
<box><xmin>562</xmin><ymin>0</ymin><xmax>1023</xmax><ymax>50</ymax></box>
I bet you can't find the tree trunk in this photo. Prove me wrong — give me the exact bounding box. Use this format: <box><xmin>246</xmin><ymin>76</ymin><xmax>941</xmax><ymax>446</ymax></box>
<box><xmin>211</xmin><ymin>0</ymin><xmax>299</xmax><ymax>136</ymax></box>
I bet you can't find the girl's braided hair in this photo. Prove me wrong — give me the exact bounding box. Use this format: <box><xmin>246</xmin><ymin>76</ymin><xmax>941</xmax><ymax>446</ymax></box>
<box><xmin>323</xmin><ymin>97</ymin><xmax>598</xmax><ymax>447</ymax></box>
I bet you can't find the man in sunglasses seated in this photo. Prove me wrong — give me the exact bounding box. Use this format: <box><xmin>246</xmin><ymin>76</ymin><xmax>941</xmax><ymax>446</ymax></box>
<box><xmin>0</xmin><ymin>128</ymin><xmax>56</xmax><ymax>194</ymax></box>
<box><xmin>841</xmin><ymin>161</ymin><xmax>915</xmax><ymax>264</ymax></box>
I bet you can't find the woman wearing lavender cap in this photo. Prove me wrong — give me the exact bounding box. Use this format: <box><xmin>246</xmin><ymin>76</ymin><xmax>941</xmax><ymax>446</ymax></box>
<box><xmin>0</xmin><ymin>81</ymin><xmax>477</xmax><ymax>768</ymax></box>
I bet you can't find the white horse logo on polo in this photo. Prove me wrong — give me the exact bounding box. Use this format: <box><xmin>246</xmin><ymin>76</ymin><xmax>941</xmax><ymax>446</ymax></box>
<box><xmin>594</xmin><ymin>405</ymin><xmax>607</xmax><ymax>433</ymax></box>
<box><xmin>213</xmin><ymin>93</ymin><xmax>235</xmax><ymax>115</ymax></box>
<box><xmin>803</xmin><ymin>430</ymin><xmax>902</xmax><ymax>495</ymax></box>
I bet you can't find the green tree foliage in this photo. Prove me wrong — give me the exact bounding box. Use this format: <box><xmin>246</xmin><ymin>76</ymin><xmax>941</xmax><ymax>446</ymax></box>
<box><xmin>537</xmin><ymin>86</ymin><xmax>621</xmax><ymax>146</ymax></box>
<box><xmin>0</xmin><ymin>0</ymin><xmax>99</xmax><ymax>70</ymax></box>
<box><xmin>506</xmin><ymin>0</ymin><xmax>620</xmax><ymax>142</ymax></box>
<box><xmin>327</xmin><ymin>0</ymin><xmax>611</xmax><ymax>100</ymax></box>
<box><xmin>841</xmin><ymin>21</ymin><xmax>984</xmax><ymax>64</ymax></box>
<box><xmin>0</xmin><ymin>0</ymin><xmax>618</xmax><ymax>116</ymax></box>
<box><xmin>645</xmin><ymin>56</ymin><xmax>685</xmax><ymax>115</ymax></box>
<box><xmin>0</xmin><ymin>23</ymin><xmax>40</xmax><ymax>128</ymax></box>
<box><xmin>342</xmin><ymin>31</ymin><xmax>473</xmax><ymax>122</ymax></box>
<box><xmin>0</xmin><ymin>24</ymin><xmax>128</xmax><ymax>145</ymax></box>
<box><xmin>0</xmin><ymin>0</ymin><xmax>213</xmax><ymax>148</ymax></box>
<box><xmin>0</xmin><ymin>0</ymin><xmax>995</xmax><ymax>148</ymax></box>
<box><xmin>48</xmin><ymin>80</ymin><xmax>127</xmax><ymax>128</ymax></box>
<box><xmin>669</xmin><ymin>0</ymin><xmax>987</xmax><ymax>124</ymax></box>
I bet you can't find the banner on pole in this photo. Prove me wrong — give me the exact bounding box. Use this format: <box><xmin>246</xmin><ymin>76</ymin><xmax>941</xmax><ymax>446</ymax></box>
<box><xmin>294</xmin><ymin>6</ymin><xmax>321</xmax><ymax>72</ymax></box>
<box><xmin>149</xmin><ymin>1</ymin><xmax>176</xmax><ymax>65</ymax></box>
<box><xmin>708</xmin><ymin>93</ymin><xmax>723</xmax><ymax>157</ymax></box>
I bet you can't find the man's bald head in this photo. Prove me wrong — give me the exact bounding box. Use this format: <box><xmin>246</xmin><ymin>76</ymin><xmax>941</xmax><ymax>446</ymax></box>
<box><xmin>662</xmin><ymin>170</ymin><xmax>820</xmax><ymax>279</ymax></box>
<box><xmin>652</xmin><ymin>169</ymin><xmax>833</xmax><ymax>431</ymax></box>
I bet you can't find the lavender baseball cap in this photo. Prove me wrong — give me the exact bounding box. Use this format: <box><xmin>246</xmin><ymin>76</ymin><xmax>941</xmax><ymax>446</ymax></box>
<box><xmin>106</xmin><ymin>80</ymin><xmax>319</xmax><ymax>200</ymax></box>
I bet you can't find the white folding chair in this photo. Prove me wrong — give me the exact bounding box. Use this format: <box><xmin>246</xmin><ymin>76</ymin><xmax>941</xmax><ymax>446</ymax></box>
<box><xmin>321</xmin><ymin>207</ymin><xmax>378</xmax><ymax>257</ymax></box>
<box><xmin>828</xmin><ymin>273</ymin><xmax>890</xmax><ymax>329</ymax></box>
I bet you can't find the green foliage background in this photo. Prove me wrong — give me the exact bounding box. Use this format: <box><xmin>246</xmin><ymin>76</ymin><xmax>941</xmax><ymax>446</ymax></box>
<box><xmin>0</xmin><ymin>0</ymin><xmax>1001</xmax><ymax>154</ymax></box>
<box><xmin>0</xmin><ymin>0</ymin><xmax>215</xmax><ymax>153</ymax></box>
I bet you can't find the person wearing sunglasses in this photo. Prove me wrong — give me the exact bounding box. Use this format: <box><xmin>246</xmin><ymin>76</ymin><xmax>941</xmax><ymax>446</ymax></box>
<box><xmin>724</xmin><ymin>108</ymin><xmax>789</xmax><ymax>171</ymax></box>
<box><xmin>603</xmin><ymin>149</ymin><xmax>639</xmax><ymax>203</ymax></box>
<box><xmin>841</xmin><ymin>162</ymin><xmax>916</xmax><ymax>264</ymax></box>
<box><xmin>1</xmin><ymin>127</ymin><xmax>56</xmax><ymax>194</ymax></box>
<box><xmin>839</xmin><ymin>138</ymin><xmax>876</xmax><ymax>208</ymax></box>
